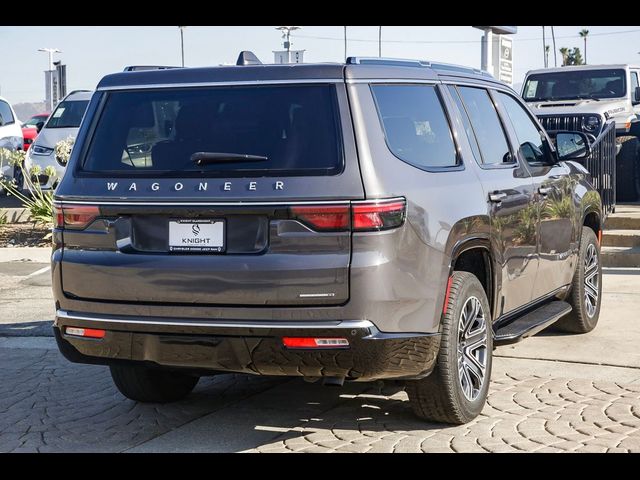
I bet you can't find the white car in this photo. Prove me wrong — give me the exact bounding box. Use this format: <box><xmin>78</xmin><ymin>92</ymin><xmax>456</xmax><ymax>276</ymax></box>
<box><xmin>24</xmin><ymin>90</ymin><xmax>92</xmax><ymax>191</ymax></box>
<box><xmin>0</xmin><ymin>96</ymin><xmax>23</xmax><ymax>191</ymax></box>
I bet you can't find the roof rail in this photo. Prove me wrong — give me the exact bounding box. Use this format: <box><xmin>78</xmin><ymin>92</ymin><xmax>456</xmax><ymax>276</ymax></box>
<box><xmin>428</xmin><ymin>61</ymin><xmax>494</xmax><ymax>78</ymax></box>
<box><xmin>346</xmin><ymin>56</ymin><xmax>494</xmax><ymax>79</ymax></box>
<box><xmin>123</xmin><ymin>65</ymin><xmax>181</xmax><ymax>72</ymax></box>
<box><xmin>346</xmin><ymin>57</ymin><xmax>428</xmax><ymax>67</ymax></box>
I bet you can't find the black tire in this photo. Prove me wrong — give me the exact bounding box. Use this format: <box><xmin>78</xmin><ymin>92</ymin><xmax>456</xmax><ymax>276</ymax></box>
<box><xmin>615</xmin><ymin>136</ymin><xmax>639</xmax><ymax>202</ymax></box>
<box><xmin>556</xmin><ymin>227</ymin><xmax>602</xmax><ymax>334</ymax></box>
<box><xmin>110</xmin><ymin>364</ymin><xmax>199</xmax><ymax>403</ymax></box>
<box><xmin>406</xmin><ymin>271</ymin><xmax>493</xmax><ymax>424</ymax></box>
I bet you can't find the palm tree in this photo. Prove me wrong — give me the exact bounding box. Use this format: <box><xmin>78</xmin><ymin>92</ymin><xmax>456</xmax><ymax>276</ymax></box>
<box><xmin>579</xmin><ymin>29</ymin><xmax>589</xmax><ymax>64</ymax></box>
<box><xmin>559</xmin><ymin>47</ymin><xmax>569</xmax><ymax>66</ymax></box>
<box><xmin>551</xmin><ymin>26</ymin><xmax>557</xmax><ymax>66</ymax></box>
<box><xmin>542</xmin><ymin>26</ymin><xmax>547</xmax><ymax>67</ymax></box>
<box><xmin>545</xmin><ymin>45</ymin><xmax>550</xmax><ymax>68</ymax></box>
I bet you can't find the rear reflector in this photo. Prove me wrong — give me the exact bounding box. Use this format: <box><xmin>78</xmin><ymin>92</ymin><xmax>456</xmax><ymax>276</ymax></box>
<box><xmin>65</xmin><ymin>326</ymin><xmax>106</xmax><ymax>339</ymax></box>
<box><xmin>290</xmin><ymin>205</ymin><xmax>350</xmax><ymax>231</ymax></box>
<box><xmin>53</xmin><ymin>205</ymin><xmax>100</xmax><ymax>230</ymax></box>
<box><xmin>282</xmin><ymin>337</ymin><xmax>350</xmax><ymax>349</ymax></box>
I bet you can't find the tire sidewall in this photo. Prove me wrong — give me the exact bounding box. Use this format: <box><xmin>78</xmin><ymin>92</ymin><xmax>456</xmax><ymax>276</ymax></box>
<box><xmin>444</xmin><ymin>273</ymin><xmax>493</xmax><ymax>421</ymax></box>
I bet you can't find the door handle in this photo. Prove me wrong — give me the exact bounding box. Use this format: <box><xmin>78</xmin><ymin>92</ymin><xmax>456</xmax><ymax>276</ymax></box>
<box><xmin>538</xmin><ymin>186</ymin><xmax>552</xmax><ymax>196</ymax></box>
<box><xmin>489</xmin><ymin>192</ymin><xmax>507</xmax><ymax>203</ymax></box>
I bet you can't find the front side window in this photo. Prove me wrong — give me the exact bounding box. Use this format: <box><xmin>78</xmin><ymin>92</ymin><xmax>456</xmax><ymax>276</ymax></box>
<box><xmin>523</xmin><ymin>69</ymin><xmax>626</xmax><ymax>101</ymax></box>
<box><xmin>0</xmin><ymin>101</ymin><xmax>15</xmax><ymax>126</ymax></box>
<box><xmin>46</xmin><ymin>99</ymin><xmax>90</xmax><ymax>128</ymax></box>
<box><xmin>371</xmin><ymin>84</ymin><xmax>458</xmax><ymax>169</ymax></box>
<box><xmin>497</xmin><ymin>92</ymin><xmax>549</xmax><ymax>166</ymax></box>
<box><xmin>456</xmin><ymin>87</ymin><xmax>513</xmax><ymax>166</ymax></box>
<box><xmin>82</xmin><ymin>85</ymin><xmax>343</xmax><ymax>177</ymax></box>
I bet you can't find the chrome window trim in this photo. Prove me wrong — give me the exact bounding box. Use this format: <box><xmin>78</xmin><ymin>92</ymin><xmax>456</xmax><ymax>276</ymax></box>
<box><xmin>54</xmin><ymin>197</ymin><xmax>405</xmax><ymax>207</ymax></box>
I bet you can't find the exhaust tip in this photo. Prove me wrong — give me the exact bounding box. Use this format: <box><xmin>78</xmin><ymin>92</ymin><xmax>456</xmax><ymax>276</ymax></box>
<box><xmin>323</xmin><ymin>376</ymin><xmax>345</xmax><ymax>387</ymax></box>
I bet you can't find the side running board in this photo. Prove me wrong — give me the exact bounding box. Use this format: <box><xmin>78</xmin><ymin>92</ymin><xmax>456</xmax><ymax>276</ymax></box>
<box><xmin>494</xmin><ymin>300</ymin><xmax>572</xmax><ymax>346</ymax></box>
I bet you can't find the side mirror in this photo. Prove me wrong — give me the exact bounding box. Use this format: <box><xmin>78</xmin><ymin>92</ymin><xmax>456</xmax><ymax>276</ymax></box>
<box><xmin>36</xmin><ymin>121</ymin><xmax>45</xmax><ymax>133</ymax></box>
<box><xmin>634</xmin><ymin>86</ymin><xmax>640</xmax><ymax>105</ymax></box>
<box><xmin>555</xmin><ymin>131</ymin><xmax>591</xmax><ymax>161</ymax></box>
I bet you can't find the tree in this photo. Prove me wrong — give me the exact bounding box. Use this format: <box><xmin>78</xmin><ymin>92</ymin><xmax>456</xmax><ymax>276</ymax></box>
<box><xmin>568</xmin><ymin>47</ymin><xmax>584</xmax><ymax>66</ymax></box>
<box><xmin>559</xmin><ymin>47</ymin><xmax>570</xmax><ymax>66</ymax></box>
<box><xmin>545</xmin><ymin>45</ymin><xmax>550</xmax><ymax>68</ymax></box>
<box><xmin>579</xmin><ymin>29</ymin><xmax>589</xmax><ymax>64</ymax></box>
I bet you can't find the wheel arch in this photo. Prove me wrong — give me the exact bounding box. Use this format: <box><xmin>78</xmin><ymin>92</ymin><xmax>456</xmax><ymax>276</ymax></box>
<box><xmin>448</xmin><ymin>236</ymin><xmax>495</xmax><ymax>316</ymax></box>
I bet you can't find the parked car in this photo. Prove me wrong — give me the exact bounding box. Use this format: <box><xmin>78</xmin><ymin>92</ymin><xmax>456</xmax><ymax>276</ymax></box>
<box><xmin>0</xmin><ymin>96</ymin><xmax>23</xmax><ymax>193</ymax></box>
<box><xmin>522</xmin><ymin>64</ymin><xmax>640</xmax><ymax>201</ymax></box>
<box><xmin>52</xmin><ymin>56</ymin><xmax>603</xmax><ymax>424</ymax></box>
<box><xmin>23</xmin><ymin>91</ymin><xmax>92</xmax><ymax>191</ymax></box>
<box><xmin>21</xmin><ymin>112</ymin><xmax>50</xmax><ymax>151</ymax></box>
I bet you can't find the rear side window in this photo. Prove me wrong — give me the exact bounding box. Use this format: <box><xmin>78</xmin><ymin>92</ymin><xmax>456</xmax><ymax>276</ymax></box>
<box><xmin>371</xmin><ymin>85</ymin><xmax>458</xmax><ymax>169</ymax></box>
<box><xmin>82</xmin><ymin>85</ymin><xmax>343</xmax><ymax>177</ymax></box>
<box><xmin>456</xmin><ymin>87</ymin><xmax>513</xmax><ymax>166</ymax></box>
<box><xmin>47</xmin><ymin>100</ymin><xmax>90</xmax><ymax>128</ymax></box>
<box><xmin>0</xmin><ymin>101</ymin><xmax>15</xmax><ymax>126</ymax></box>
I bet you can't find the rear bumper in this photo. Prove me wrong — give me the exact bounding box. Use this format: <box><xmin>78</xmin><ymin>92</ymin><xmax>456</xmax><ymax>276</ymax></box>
<box><xmin>53</xmin><ymin>310</ymin><xmax>440</xmax><ymax>381</ymax></box>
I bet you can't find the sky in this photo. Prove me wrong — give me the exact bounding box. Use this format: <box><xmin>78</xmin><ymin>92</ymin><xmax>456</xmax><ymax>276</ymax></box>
<box><xmin>1</xmin><ymin>25</ymin><xmax>640</xmax><ymax>105</ymax></box>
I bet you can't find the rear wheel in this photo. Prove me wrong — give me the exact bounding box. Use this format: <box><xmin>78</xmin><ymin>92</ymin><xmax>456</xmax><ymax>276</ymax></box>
<box><xmin>110</xmin><ymin>364</ymin><xmax>200</xmax><ymax>403</ymax></box>
<box><xmin>615</xmin><ymin>136</ymin><xmax>639</xmax><ymax>202</ymax></box>
<box><xmin>406</xmin><ymin>271</ymin><xmax>492</xmax><ymax>424</ymax></box>
<box><xmin>556</xmin><ymin>227</ymin><xmax>602</xmax><ymax>334</ymax></box>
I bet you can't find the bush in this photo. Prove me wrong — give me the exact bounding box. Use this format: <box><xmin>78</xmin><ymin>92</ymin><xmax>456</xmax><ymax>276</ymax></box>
<box><xmin>0</xmin><ymin>148</ymin><xmax>55</xmax><ymax>226</ymax></box>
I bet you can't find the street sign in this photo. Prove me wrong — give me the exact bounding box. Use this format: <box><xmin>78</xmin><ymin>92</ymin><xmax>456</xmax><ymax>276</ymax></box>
<box><xmin>492</xmin><ymin>35</ymin><xmax>513</xmax><ymax>85</ymax></box>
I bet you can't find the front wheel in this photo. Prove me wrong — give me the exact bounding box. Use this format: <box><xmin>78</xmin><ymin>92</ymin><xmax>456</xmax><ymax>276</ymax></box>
<box><xmin>556</xmin><ymin>227</ymin><xmax>602</xmax><ymax>333</ymax></box>
<box><xmin>110</xmin><ymin>364</ymin><xmax>200</xmax><ymax>403</ymax></box>
<box><xmin>406</xmin><ymin>271</ymin><xmax>492</xmax><ymax>424</ymax></box>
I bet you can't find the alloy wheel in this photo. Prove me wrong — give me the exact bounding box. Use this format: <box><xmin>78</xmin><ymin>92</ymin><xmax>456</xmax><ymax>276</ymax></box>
<box><xmin>457</xmin><ymin>296</ymin><xmax>488</xmax><ymax>402</ymax></box>
<box><xmin>584</xmin><ymin>243</ymin><xmax>599</xmax><ymax>318</ymax></box>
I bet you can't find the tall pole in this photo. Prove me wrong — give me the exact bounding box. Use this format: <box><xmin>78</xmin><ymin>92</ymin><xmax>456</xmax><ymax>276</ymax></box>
<box><xmin>178</xmin><ymin>26</ymin><xmax>186</xmax><ymax>67</ymax></box>
<box><xmin>344</xmin><ymin>26</ymin><xmax>347</xmax><ymax>61</ymax></box>
<box><xmin>542</xmin><ymin>26</ymin><xmax>547</xmax><ymax>68</ymax></box>
<box><xmin>551</xmin><ymin>26</ymin><xmax>557</xmax><ymax>67</ymax></box>
<box><xmin>378</xmin><ymin>26</ymin><xmax>382</xmax><ymax>57</ymax></box>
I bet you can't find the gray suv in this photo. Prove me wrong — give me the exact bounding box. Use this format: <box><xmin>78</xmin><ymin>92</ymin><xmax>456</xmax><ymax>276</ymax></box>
<box><xmin>52</xmin><ymin>55</ymin><xmax>603</xmax><ymax>424</ymax></box>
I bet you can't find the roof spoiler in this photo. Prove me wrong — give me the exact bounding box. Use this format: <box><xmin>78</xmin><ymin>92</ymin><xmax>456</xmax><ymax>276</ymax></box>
<box><xmin>236</xmin><ymin>51</ymin><xmax>262</xmax><ymax>66</ymax></box>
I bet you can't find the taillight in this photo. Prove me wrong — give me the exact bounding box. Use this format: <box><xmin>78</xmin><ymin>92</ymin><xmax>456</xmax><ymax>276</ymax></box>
<box><xmin>53</xmin><ymin>204</ymin><xmax>100</xmax><ymax>230</ymax></box>
<box><xmin>352</xmin><ymin>198</ymin><xmax>406</xmax><ymax>231</ymax></box>
<box><xmin>290</xmin><ymin>205</ymin><xmax>350</xmax><ymax>231</ymax></box>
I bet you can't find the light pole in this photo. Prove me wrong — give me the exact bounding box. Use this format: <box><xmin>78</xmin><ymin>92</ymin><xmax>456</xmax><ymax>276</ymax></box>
<box><xmin>38</xmin><ymin>48</ymin><xmax>61</xmax><ymax>111</ymax></box>
<box><xmin>178</xmin><ymin>26</ymin><xmax>187</xmax><ymax>67</ymax></box>
<box><xmin>276</xmin><ymin>26</ymin><xmax>300</xmax><ymax>62</ymax></box>
<box><xmin>378</xmin><ymin>26</ymin><xmax>382</xmax><ymax>57</ymax></box>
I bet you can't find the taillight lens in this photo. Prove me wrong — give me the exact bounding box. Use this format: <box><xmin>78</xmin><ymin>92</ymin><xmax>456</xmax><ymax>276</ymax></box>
<box><xmin>290</xmin><ymin>205</ymin><xmax>350</xmax><ymax>231</ymax></box>
<box><xmin>53</xmin><ymin>205</ymin><xmax>100</xmax><ymax>230</ymax></box>
<box><xmin>352</xmin><ymin>198</ymin><xmax>406</xmax><ymax>231</ymax></box>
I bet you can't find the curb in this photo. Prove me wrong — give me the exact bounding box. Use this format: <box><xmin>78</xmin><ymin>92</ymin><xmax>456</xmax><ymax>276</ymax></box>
<box><xmin>0</xmin><ymin>247</ymin><xmax>52</xmax><ymax>263</ymax></box>
<box><xmin>1</xmin><ymin>207</ymin><xmax>30</xmax><ymax>223</ymax></box>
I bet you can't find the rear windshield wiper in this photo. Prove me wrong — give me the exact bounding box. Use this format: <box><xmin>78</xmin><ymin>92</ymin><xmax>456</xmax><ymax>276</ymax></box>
<box><xmin>191</xmin><ymin>152</ymin><xmax>268</xmax><ymax>166</ymax></box>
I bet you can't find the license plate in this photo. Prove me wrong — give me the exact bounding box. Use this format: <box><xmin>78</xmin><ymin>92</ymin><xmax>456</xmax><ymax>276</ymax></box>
<box><xmin>169</xmin><ymin>219</ymin><xmax>225</xmax><ymax>253</ymax></box>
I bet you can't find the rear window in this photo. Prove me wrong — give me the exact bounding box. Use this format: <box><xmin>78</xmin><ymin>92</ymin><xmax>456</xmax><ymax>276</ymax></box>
<box><xmin>47</xmin><ymin>100</ymin><xmax>89</xmax><ymax>128</ymax></box>
<box><xmin>82</xmin><ymin>85</ymin><xmax>343</xmax><ymax>177</ymax></box>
